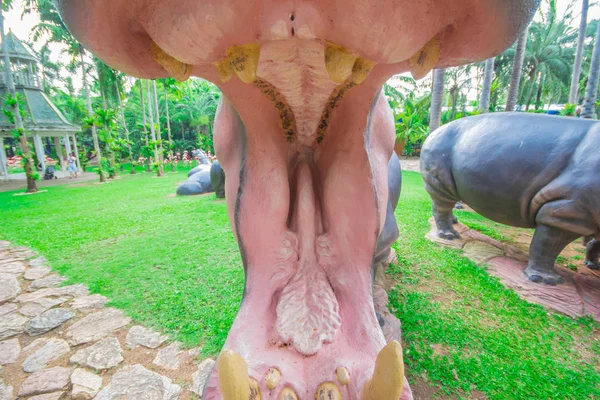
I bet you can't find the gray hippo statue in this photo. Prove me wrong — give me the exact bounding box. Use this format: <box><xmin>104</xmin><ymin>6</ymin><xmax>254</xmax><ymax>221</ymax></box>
<box><xmin>421</xmin><ymin>113</ymin><xmax>600</xmax><ymax>285</ymax></box>
<box><xmin>177</xmin><ymin>164</ymin><xmax>213</xmax><ymax>196</ymax></box>
<box><xmin>210</xmin><ymin>161</ymin><xmax>226</xmax><ymax>199</ymax></box>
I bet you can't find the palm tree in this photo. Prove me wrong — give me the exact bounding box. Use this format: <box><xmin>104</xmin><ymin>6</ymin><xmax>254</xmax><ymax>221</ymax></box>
<box><xmin>114</xmin><ymin>80</ymin><xmax>133</xmax><ymax>173</ymax></box>
<box><xmin>163</xmin><ymin>79</ymin><xmax>176</xmax><ymax>172</ymax></box>
<box><xmin>506</xmin><ymin>27</ymin><xmax>529</xmax><ymax>111</ymax></box>
<box><xmin>581</xmin><ymin>20</ymin><xmax>600</xmax><ymax>118</ymax></box>
<box><xmin>522</xmin><ymin>2</ymin><xmax>576</xmax><ymax>110</ymax></box>
<box><xmin>139</xmin><ymin>80</ymin><xmax>151</xmax><ymax>172</ymax></box>
<box><xmin>479</xmin><ymin>58</ymin><xmax>495</xmax><ymax>113</ymax></box>
<box><xmin>569</xmin><ymin>0</ymin><xmax>589</xmax><ymax>104</ymax></box>
<box><xmin>429</xmin><ymin>68</ymin><xmax>446</xmax><ymax>132</ymax></box>
<box><xmin>152</xmin><ymin>80</ymin><xmax>164</xmax><ymax>176</ymax></box>
<box><xmin>0</xmin><ymin>5</ymin><xmax>37</xmax><ymax>192</ymax></box>
<box><xmin>145</xmin><ymin>80</ymin><xmax>161</xmax><ymax>176</ymax></box>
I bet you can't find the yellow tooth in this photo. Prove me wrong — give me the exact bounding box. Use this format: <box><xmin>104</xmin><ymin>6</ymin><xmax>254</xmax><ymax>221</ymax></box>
<box><xmin>226</xmin><ymin>43</ymin><xmax>261</xmax><ymax>84</ymax></box>
<box><xmin>361</xmin><ymin>341</ymin><xmax>405</xmax><ymax>400</ymax></box>
<box><xmin>324</xmin><ymin>42</ymin><xmax>357</xmax><ymax>83</ymax></box>
<box><xmin>151</xmin><ymin>41</ymin><xmax>191</xmax><ymax>82</ymax></box>
<box><xmin>249</xmin><ymin>378</ymin><xmax>262</xmax><ymax>400</ymax></box>
<box><xmin>217</xmin><ymin>348</ymin><xmax>250</xmax><ymax>400</ymax></box>
<box><xmin>265</xmin><ymin>368</ymin><xmax>281</xmax><ymax>390</ymax></box>
<box><xmin>407</xmin><ymin>36</ymin><xmax>440</xmax><ymax>80</ymax></box>
<box><xmin>214</xmin><ymin>59</ymin><xmax>234</xmax><ymax>83</ymax></box>
<box><xmin>279</xmin><ymin>387</ymin><xmax>299</xmax><ymax>400</ymax></box>
<box><xmin>315</xmin><ymin>382</ymin><xmax>342</xmax><ymax>400</ymax></box>
<box><xmin>336</xmin><ymin>367</ymin><xmax>350</xmax><ymax>386</ymax></box>
<box><xmin>352</xmin><ymin>57</ymin><xmax>376</xmax><ymax>85</ymax></box>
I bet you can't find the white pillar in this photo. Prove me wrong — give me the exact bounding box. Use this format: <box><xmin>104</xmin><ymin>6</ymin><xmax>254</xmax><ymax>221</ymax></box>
<box><xmin>0</xmin><ymin>137</ymin><xmax>8</xmax><ymax>180</ymax></box>
<box><xmin>64</xmin><ymin>135</ymin><xmax>72</xmax><ymax>159</ymax></box>
<box><xmin>54</xmin><ymin>137</ymin><xmax>64</xmax><ymax>170</ymax></box>
<box><xmin>33</xmin><ymin>134</ymin><xmax>46</xmax><ymax>171</ymax></box>
<box><xmin>72</xmin><ymin>135</ymin><xmax>82</xmax><ymax>172</ymax></box>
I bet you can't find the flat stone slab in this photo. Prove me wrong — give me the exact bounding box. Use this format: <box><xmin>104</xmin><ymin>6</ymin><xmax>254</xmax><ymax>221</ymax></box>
<box><xmin>0</xmin><ymin>379</ymin><xmax>12</xmax><ymax>400</ymax></box>
<box><xmin>153</xmin><ymin>342</ymin><xmax>184</xmax><ymax>370</ymax></box>
<box><xmin>0</xmin><ymin>273</ymin><xmax>21</xmax><ymax>303</ymax></box>
<box><xmin>17</xmin><ymin>285</ymin><xmax>89</xmax><ymax>303</ymax></box>
<box><xmin>70</xmin><ymin>294</ymin><xmax>108</xmax><ymax>311</ymax></box>
<box><xmin>28</xmin><ymin>257</ymin><xmax>48</xmax><ymax>267</ymax></box>
<box><xmin>70</xmin><ymin>337</ymin><xmax>123</xmax><ymax>370</ymax></box>
<box><xmin>463</xmin><ymin>240</ymin><xmax>504</xmax><ymax>264</ymax></box>
<box><xmin>0</xmin><ymin>312</ymin><xmax>28</xmax><ymax>340</ymax></box>
<box><xmin>65</xmin><ymin>308</ymin><xmax>130</xmax><ymax>345</ymax></box>
<box><xmin>0</xmin><ymin>338</ymin><xmax>20</xmax><ymax>365</ymax></box>
<box><xmin>71</xmin><ymin>368</ymin><xmax>102</xmax><ymax>400</ymax></box>
<box><xmin>0</xmin><ymin>261</ymin><xmax>25</xmax><ymax>274</ymax></box>
<box><xmin>26</xmin><ymin>308</ymin><xmax>75</xmax><ymax>336</ymax></box>
<box><xmin>19</xmin><ymin>296</ymin><xmax>71</xmax><ymax>317</ymax></box>
<box><xmin>24</xmin><ymin>266</ymin><xmax>52</xmax><ymax>281</ymax></box>
<box><xmin>0</xmin><ymin>303</ymin><xmax>17</xmax><ymax>316</ymax></box>
<box><xmin>28</xmin><ymin>275</ymin><xmax>67</xmax><ymax>291</ymax></box>
<box><xmin>191</xmin><ymin>359</ymin><xmax>215</xmax><ymax>396</ymax></box>
<box><xmin>95</xmin><ymin>364</ymin><xmax>181</xmax><ymax>400</ymax></box>
<box><xmin>18</xmin><ymin>366</ymin><xmax>72</xmax><ymax>397</ymax></box>
<box><xmin>126</xmin><ymin>325</ymin><xmax>168</xmax><ymax>349</ymax></box>
<box><xmin>22</xmin><ymin>338</ymin><xmax>70</xmax><ymax>372</ymax></box>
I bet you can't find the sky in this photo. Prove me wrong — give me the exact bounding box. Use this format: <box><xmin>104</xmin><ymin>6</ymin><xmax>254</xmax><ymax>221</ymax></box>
<box><xmin>4</xmin><ymin>0</ymin><xmax>600</xmax><ymax>96</ymax></box>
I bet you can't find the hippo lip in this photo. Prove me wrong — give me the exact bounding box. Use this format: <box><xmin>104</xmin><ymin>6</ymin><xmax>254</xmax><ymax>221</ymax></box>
<box><xmin>56</xmin><ymin>1</ymin><xmax>539</xmax><ymax>398</ymax></box>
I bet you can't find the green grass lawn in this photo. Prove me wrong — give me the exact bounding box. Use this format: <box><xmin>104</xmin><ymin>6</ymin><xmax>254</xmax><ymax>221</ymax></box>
<box><xmin>0</xmin><ymin>169</ymin><xmax>598</xmax><ymax>399</ymax></box>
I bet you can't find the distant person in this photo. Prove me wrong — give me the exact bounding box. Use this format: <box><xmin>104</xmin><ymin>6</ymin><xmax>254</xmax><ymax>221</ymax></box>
<box><xmin>68</xmin><ymin>152</ymin><xmax>78</xmax><ymax>178</ymax></box>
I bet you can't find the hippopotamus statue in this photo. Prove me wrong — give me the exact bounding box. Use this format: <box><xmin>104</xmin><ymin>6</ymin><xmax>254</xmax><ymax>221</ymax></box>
<box><xmin>57</xmin><ymin>1</ymin><xmax>538</xmax><ymax>398</ymax></box>
<box><xmin>421</xmin><ymin>113</ymin><xmax>600</xmax><ymax>286</ymax></box>
<box><xmin>210</xmin><ymin>161</ymin><xmax>226</xmax><ymax>199</ymax></box>
<box><xmin>176</xmin><ymin>167</ymin><xmax>214</xmax><ymax>196</ymax></box>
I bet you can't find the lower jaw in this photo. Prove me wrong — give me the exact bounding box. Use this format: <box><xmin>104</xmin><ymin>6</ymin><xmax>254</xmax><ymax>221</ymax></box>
<box><xmin>202</xmin><ymin>264</ymin><xmax>412</xmax><ymax>400</ymax></box>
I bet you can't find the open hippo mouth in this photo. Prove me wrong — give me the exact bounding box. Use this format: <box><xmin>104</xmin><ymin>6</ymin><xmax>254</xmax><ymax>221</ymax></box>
<box><xmin>57</xmin><ymin>1</ymin><xmax>538</xmax><ymax>398</ymax></box>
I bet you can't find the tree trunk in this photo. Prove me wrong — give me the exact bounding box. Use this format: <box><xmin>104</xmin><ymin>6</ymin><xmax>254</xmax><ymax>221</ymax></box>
<box><xmin>139</xmin><ymin>80</ymin><xmax>151</xmax><ymax>172</ymax></box>
<box><xmin>164</xmin><ymin>85</ymin><xmax>175</xmax><ymax>172</ymax></box>
<box><xmin>569</xmin><ymin>0</ymin><xmax>589</xmax><ymax>104</ymax></box>
<box><xmin>524</xmin><ymin>67</ymin><xmax>537</xmax><ymax>111</ymax></box>
<box><xmin>535</xmin><ymin>73</ymin><xmax>545</xmax><ymax>110</ymax></box>
<box><xmin>146</xmin><ymin>80</ymin><xmax>161</xmax><ymax>176</ymax></box>
<box><xmin>479</xmin><ymin>57</ymin><xmax>495</xmax><ymax>113</ymax></box>
<box><xmin>0</xmin><ymin>10</ymin><xmax>37</xmax><ymax>193</ymax></box>
<box><xmin>152</xmin><ymin>80</ymin><xmax>164</xmax><ymax>176</ymax></box>
<box><xmin>115</xmin><ymin>81</ymin><xmax>134</xmax><ymax>173</ymax></box>
<box><xmin>429</xmin><ymin>68</ymin><xmax>446</xmax><ymax>132</ymax></box>
<box><xmin>582</xmin><ymin>20</ymin><xmax>600</xmax><ymax>118</ymax></box>
<box><xmin>80</xmin><ymin>50</ymin><xmax>105</xmax><ymax>182</ymax></box>
<box><xmin>506</xmin><ymin>27</ymin><xmax>529</xmax><ymax>111</ymax></box>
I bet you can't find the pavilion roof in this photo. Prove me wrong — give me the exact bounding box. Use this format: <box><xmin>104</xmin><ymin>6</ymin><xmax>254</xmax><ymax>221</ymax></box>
<box><xmin>0</xmin><ymin>87</ymin><xmax>79</xmax><ymax>137</ymax></box>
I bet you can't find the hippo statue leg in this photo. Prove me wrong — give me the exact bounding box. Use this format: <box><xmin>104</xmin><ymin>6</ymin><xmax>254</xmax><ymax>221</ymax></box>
<box><xmin>585</xmin><ymin>238</ymin><xmax>600</xmax><ymax>270</ymax></box>
<box><xmin>433</xmin><ymin>201</ymin><xmax>461</xmax><ymax>240</ymax></box>
<box><xmin>524</xmin><ymin>224</ymin><xmax>580</xmax><ymax>285</ymax></box>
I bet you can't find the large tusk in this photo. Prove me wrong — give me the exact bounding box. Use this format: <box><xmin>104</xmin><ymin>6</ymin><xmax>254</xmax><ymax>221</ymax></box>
<box><xmin>407</xmin><ymin>37</ymin><xmax>440</xmax><ymax>80</ymax></box>
<box><xmin>352</xmin><ymin>57</ymin><xmax>376</xmax><ymax>85</ymax></box>
<box><xmin>226</xmin><ymin>44</ymin><xmax>261</xmax><ymax>84</ymax></box>
<box><xmin>151</xmin><ymin>41</ymin><xmax>191</xmax><ymax>82</ymax></box>
<box><xmin>325</xmin><ymin>42</ymin><xmax>357</xmax><ymax>83</ymax></box>
<box><xmin>217</xmin><ymin>348</ymin><xmax>251</xmax><ymax>400</ymax></box>
<box><xmin>362</xmin><ymin>340</ymin><xmax>405</xmax><ymax>400</ymax></box>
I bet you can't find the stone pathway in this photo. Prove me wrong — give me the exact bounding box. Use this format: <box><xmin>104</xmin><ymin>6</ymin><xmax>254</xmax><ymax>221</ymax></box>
<box><xmin>425</xmin><ymin>218</ymin><xmax>600</xmax><ymax>321</ymax></box>
<box><xmin>0</xmin><ymin>241</ymin><xmax>214</xmax><ymax>399</ymax></box>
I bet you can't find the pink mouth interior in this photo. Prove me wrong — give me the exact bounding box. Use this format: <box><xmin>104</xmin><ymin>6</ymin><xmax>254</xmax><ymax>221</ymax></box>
<box><xmin>56</xmin><ymin>1</ymin><xmax>540</xmax><ymax>398</ymax></box>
